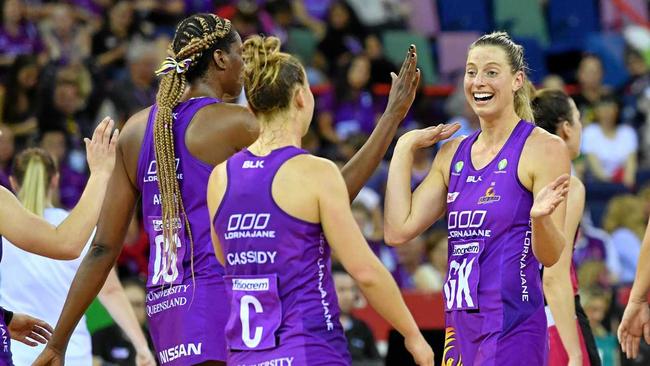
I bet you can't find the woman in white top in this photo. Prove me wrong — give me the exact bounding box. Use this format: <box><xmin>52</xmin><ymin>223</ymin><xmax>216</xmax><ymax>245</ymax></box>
<box><xmin>581</xmin><ymin>94</ymin><xmax>638</xmax><ymax>187</ymax></box>
<box><xmin>0</xmin><ymin>147</ymin><xmax>156</xmax><ymax>365</ymax></box>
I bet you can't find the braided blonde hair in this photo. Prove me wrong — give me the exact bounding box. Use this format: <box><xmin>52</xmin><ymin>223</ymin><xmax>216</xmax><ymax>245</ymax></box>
<box><xmin>153</xmin><ymin>14</ymin><xmax>233</xmax><ymax>276</ymax></box>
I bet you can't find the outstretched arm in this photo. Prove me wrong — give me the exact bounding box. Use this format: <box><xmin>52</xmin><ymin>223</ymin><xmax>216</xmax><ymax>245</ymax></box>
<box><xmin>0</xmin><ymin>118</ymin><xmax>118</xmax><ymax>259</ymax></box>
<box><xmin>341</xmin><ymin>45</ymin><xmax>420</xmax><ymax>201</ymax></box>
<box><xmin>34</xmin><ymin>126</ymin><xmax>139</xmax><ymax>364</ymax></box>
<box><xmin>384</xmin><ymin>125</ymin><xmax>459</xmax><ymax>245</ymax></box>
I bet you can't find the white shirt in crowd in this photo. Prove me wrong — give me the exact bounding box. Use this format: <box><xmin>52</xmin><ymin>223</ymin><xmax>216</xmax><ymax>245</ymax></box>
<box><xmin>0</xmin><ymin>208</ymin><xmax>93</xmax><ymax>366</ymax></box>
<box><xmin>581</xmin><ymin>124</ymin><xmax>638</xmax><ymax>179</ymax></box>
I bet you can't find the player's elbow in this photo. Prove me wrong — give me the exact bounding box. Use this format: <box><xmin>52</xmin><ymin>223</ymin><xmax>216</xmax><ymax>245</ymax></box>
<box><xmin>383</xmin><ymin>222</ymin><xmax>414</xmax><ymax>246</ymax></box>
<box><xmin>536</xmin><ymin>250</ymin><xmax>561</xmax><ymax>267</ymax></box>
<box><xmin>348</xmin><ymin>263</ymin><xmax>382</xmax><ymax>288</ymax></box>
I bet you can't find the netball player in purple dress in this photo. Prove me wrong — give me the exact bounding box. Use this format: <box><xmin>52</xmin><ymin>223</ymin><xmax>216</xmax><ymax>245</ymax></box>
<box><xmin>0</xmin><ymin>118</ymin><xmax>118</xmax><ymax>365</ymax></box>
<box><xmin>385</xmin><ymin>32</ymin><xmax>572</xmax><ymax>366</ymax></box>
<box><xmin>37</xmin><ymin>12</ymin><xmax>423</xmax><ymax>366</ymax></box>
<box><xmin>208</xmin><ymin>35</ymin><xmax>433</xmax><ymax>366</ymax></box>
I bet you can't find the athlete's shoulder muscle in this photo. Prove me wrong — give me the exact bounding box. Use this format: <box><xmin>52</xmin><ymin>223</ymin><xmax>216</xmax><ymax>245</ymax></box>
<box><xmin>120</xmin><ymin>106</ymin><xmax>152</xmax><ymax>186</ymax></box>
<box><xmin>435</xmin><ymin>136</ymin><xmax>465</xmax><ymax>186</ymax></box>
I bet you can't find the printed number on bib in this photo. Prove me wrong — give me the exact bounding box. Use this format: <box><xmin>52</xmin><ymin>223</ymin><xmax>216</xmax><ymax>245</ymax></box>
<box><xmin>444</xmin><ymin>239</ymin><xmax>484</xmax><ymax>311</ymax></box>
<box><xmin>224</xmin><ymin>274</ymin><xmax>282</xmax><ymax>351</ymax></box>
<box><xmin>147</xmin><ymin>216</ymin><xmax>187</xmax><ymax>287</ymax></box>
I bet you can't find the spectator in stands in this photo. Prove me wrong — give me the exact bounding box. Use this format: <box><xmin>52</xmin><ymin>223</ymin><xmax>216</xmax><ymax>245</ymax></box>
<box><xmin>621</xmin><ymin>47</ymin><xmax>650</xmax><ymax>127</ymax></box>
<box><xmin>0</xmin><ymin>55</ymin><xmax>40</xmax><ymax>148</ymax></box>
<box><xmin>394</xmin><ymin>235</ymin><xmax>438</xmax><ymax>292</ymax></box>
<box><xmin>102</xmin><ymin>38</ymin><xmax>161</xmax><ymax>126</ymax></box>
<box><xmin>583</xmin><ymin>290</ymin><xmax>619</xmax><ymax>366</ymax></box>
<box><xmin>0</xmin><ymin>124</ymin><xmax>14</xmax><ymax>190</ymax></box>
<box><xmin>317</xmin><ymin>54</ymin><xmax>378</xmax><ymax>144</ymax></box>
<box><xmin>230</xmin><ymin>0</ymin><xmax>273</xmax><ymax>40</ymax></box>
<box><xmin>422</xmin><ymin>230</ymin><xmax>447</xmax><ymax>293</ymax></box>
<box><xmin>39</xmin><ymin>128</ymin><xmax>87</xmax><ymax>209</ymax></box>
<box><xmin>365</xmin><ymin>34</ymin><xmax>396</xmax><ymax>85</ymax></box>
<box><xmin>116</xmin><ymin>212</ymin><xmax>149</xmax><ymax>279</ymax></box>
<box><xmin>40</xmin><ymin>3</ymin><xmax>91</xmax><ymax>65</ymax></box>
<box><xmin>582</xmin><ymin>94</ymin><xmax>638</xmax><ymax>187</ymax></box>
<box><xmin>317</xmin><ymin>0</ymin><xmax>367</xmax><ymax>75</ymax></box>
<box><xmin>133</xmin><ymin>0</ymin><xmax>185</xmax><ymax>36</ymax></box>
<box><xmin>603</xmin><ymin>195</ymin><xmax>645</xmax><ymax>284</ymax></box>
<box><xmin>0</xmin><ymin>0</ymin><xmax>45</xmax><ymax>71</ymax></box>
<box><xmin>574</xmin><ymin>54</ymin><xmax>611</xmax><ymax>125</ymax></box>
<box><xmin>92</xmin><ymin>0</ymin><xmax>137</xmax><ymax>79</ymax></box>
<box><xmin>265</xmin><ymin>0</ymin><xmax>294</xmax><ymax>44</ymax></box>
<box><xmin>542</xmin><ymin>74</ymin><xmax>566</xmax><ymax>91</ymax></box>
<box><xmin>346</xmin><ymin>0</ymin><xmax>405</xmax><ymax>32</ymax></box>
<box><xmin>92</xmin><ymin>277</ymin><xmax>153</xmax><ymax>366</ymax></box>
<box><xmin>333</xmin><ymin>269</ymin><xmax>381</xmax><ymax>363</ymax></box>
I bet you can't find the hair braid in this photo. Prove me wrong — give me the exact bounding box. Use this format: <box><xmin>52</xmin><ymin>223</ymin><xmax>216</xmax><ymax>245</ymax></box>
<box><xmin>152</xmin><ymin>13</ymin><xmax>235</xmax><ymax>288</ymax></box>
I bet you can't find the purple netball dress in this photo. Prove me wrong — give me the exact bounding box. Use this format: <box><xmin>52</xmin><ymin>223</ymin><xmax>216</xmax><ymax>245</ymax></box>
<box><xmin>136</xmin><ymin>97</ymin><xmax>227</xmax><ymax>365</ymax></box>
<box><xmin>443</xmin><ymin>120</ymin><xmax>548</xmax><ymax>365</ymax></box>
<box><xmin>213</xmin><ymin>146</ymin><xmax>351</xmax><ymax>365</ymax></box>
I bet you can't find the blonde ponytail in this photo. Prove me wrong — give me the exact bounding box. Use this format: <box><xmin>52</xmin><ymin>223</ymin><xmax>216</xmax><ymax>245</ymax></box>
<box><xmin>515</xmin><ymin>79</ymin><xmax>536</xmax><ymax>122</ymax></box>
<box><xmin>13</xmin><ymin>148</ymin><xmax>58</xmax><ymax>217</ymax></box>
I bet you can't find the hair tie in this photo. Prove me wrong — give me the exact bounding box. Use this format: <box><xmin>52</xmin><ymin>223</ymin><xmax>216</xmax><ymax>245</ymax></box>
<box><xmin>155</xmin><ymin>57</ymin><xmax>193</xmax><ymax>76</ymax></box>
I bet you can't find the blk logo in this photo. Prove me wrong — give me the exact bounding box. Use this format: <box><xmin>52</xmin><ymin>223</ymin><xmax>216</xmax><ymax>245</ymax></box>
<box><xmin>243</xmin><ymin>160</ymin><xmax>264</xmax><ymax>169</ymax></box>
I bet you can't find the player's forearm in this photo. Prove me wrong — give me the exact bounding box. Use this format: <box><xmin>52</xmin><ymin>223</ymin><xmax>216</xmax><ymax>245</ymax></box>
<box><xmin>531</xmin><ymin>215</ymin><xmax>564</xmax><ymax>266</ymax></box>
<box><xmin>341</xmin><ymin>113</ymin><xmax>400</xmax><ymax>201</ymax></box>
<box><xmin>54</xmin><ymin>173</ymin><xmax>111</xmax><ymax>256</ymax></box>
<box><xmin>630</xmin><ymin>230</ymin><xmax>650</xmax><ymax>303</ymax></box>
<box><xmin>384</xmin><ymin>143</ymin><xmax>416</xmax><ymax>244</ymax></box>
<box><xmin>48</xmin><ymin>242</ymin><xmax>119</xmax><ymax>352</ymax></box>
<box><xmin>354</xmin><ymin>260</ymin><xmax>421</xmax><ymax>340</ymax></box>
<box><xmin>543</xmin><ymin>273</ymin><xmax>582</xmax><ymax>359</ymax></box>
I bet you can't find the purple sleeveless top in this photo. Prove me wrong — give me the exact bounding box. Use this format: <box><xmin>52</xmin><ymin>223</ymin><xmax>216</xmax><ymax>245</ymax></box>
<box><xmin>0</xmin><ymin>238</ymin><xmax>12</xmax><ymax>366</ymax></box>
<box><xmin>213</xmin><ymin>146</ymin><xmax>351</xmax><ymax>365</ymax></box>
<box><xmin>443</xmin><ymin>120</ymin><xmax>547</xmax><ymax>365</ymax></box>
<box><xmin>136</xmin><ymin>97</ymin><xmax>222</xmax><ymax>289</ymax></box>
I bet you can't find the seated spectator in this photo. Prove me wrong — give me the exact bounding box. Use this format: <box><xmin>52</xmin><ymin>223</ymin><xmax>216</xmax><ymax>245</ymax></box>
<box><xmin>573</xmin><ymin>54</ymin><xmax>611</xmax><ymax>125</ymax></box>
<box><xmin>583</xmin><ymin>290</ymin><xmax>619</xmax><ymax>366</ymax></box>
<box><xmin>317</xmin><ymin>1</ymin><xmax>367</xmax><ymax>75</ymax></box>
<box><xmin>574</xmin><ymin>217</ymin><xmax>621</xmax><ymax>286</ymax></box>
<box><xmin>0</xmin><ymin>55</ymin><xmax>41</xmax><ymax>148</ymax></box>
<box><xmin>101</xmin><ymin>38</ymin><xmax>161</xmax><ymax>126</ymax></box>
<box><xmin>582</xmin><ymin>94</ymin><xmax>638</xmax><ymax>187</ymax></box>
<box><xmin>117</xmin><ymin>212</ymin><xmax>149</xmax><ymax>279</ymax></box>
<box><xmin>541</xmin><ymin>74</ymin><xmax>566</xmax><ymax>91</ymax></box>
<box><xmin>0</xmin><ymin>124</ymin><xmax>14</xmax><ymax>190</ymax></box>
<box><xmin>364</xmin><ymin>34</ymin><xmax>396</xmax><ymax>85</ymax></box>
<box><xmin>346</xmin><ymin>0</ymin><xmax>405</xmax><ymax>31</ymax></box>
<box><xmin>0</xmin><ymin>0</ymin><xmax>45</xmax><ymax>71</ymax></box>
<box><xmin>620</xmin><ymin>47</ymin><xmax>650</xmax><ymax>128</ymax></box>
<box><xmin>317</xmin><ymin>54</ymin><xmax>379</xmax><ymax>144</ymax></box>
<box><xmin>39</xmin><ymin>128</ymin><xmax>88</xmax><ymax>209</ymax></box>
<box><xmin>422</xmin><ymin>230</ymin><xmax>447</xmax><ymax>292</ymax></box>
<box><xmin>602</xmin><ymin>195</ymin><xmax>645</xmax><ymax>284</ymax></box>
<box><xmin>40</xmin><ymin>3</ymin><xmax>91</xmax><ymax>65</ymax></box>
<box><xmin>333</xmin><ymin>269</ymin><xmax>381</xmax><ymax>363</ymax></box>
<box><xmin>92</xmin><ymin>0</ymin><xmax>137</xmax><ymax>80</ymax></box>
<box><xmin>394</xmin><ymin>235</ymin><xmax>438</xmax><ymax>292</ymax></box>
<box><xmin>92</xmin><ymin>278</ymin><xmax>153</xmax><ymax>366</ymax></box>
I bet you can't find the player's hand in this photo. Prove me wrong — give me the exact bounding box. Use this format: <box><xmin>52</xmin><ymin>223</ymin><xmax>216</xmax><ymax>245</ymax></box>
<box><xmin>530</xmin><ymin>174</ymin><xmax>569</xmax><ymax>218</ymax></box>
<box><xmin>404</xmin><ymin>334</ymin><xmax>434</xmax><ymax>366</ymax></box>
<box><xmin>32</xmin><ymin>345</ymin><xmax>64</xmax><ymax>365</ymax></box>
<box><xmin>397</xmin><ymin>123</ymin><xmax>461</xmax><ymax>152</ymax></box>
<box><xmin>85</xmin><ymin>117</ymin><xmax>119</xmax><ymax>178</ymax></box>
<box><xmin>135</xmin><ymin>346</ymin><xmax>156</xmax><ymax>366</ymax></box>
<box><xmin>383</xmin><ymin>44</ymin><xmax>421</xmax><ymax>123</ymax></box>
<box><xmin>618</xmin><ymin>299</ymin><xmax>650</xmax><ymax>359</ymax></box>
<box><xmin>8</xmin><ymin>313</ymin><xmax>52</xmax><ymax>347</ymax></box>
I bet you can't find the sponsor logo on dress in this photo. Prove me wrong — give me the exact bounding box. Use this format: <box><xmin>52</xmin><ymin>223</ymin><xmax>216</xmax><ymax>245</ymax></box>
<box><xmin>494</xmin><ymin>158</ymin><xmax>508</xmax><ymax>174</ymax></box>
<box><xmin>246</xmin><ymin>357</ymin><xmax>296</xmax><ymax>366</ymax></box>
<box><xmin>144</xmin><ymin>158</ymin><xmax>183</xmax><ymax>183</ymax></box>
<box><xmin>243</xmin><ymin>160</ymin><xmax>264</xmax><ymax>169</ymax></box>
<box><xmin>232</xmin><ymin>278</ymin><xmax>270</xmax><ymax>291</ymax></box>
<box><xmin>452</xmin><ymin>161</ymin><xmax>464</xmax><ymax>176</ymax></box>
<box><xmin>466</xmin><ymin>175</ymin><xmax>482</xmax><ymax>183</ymax></box>
<box><xmin>477</xmin><ymin>184</ymin><xmax>501</xmax><ymax>205</ymax></box>
<box><xmin>225</xmin><ymin>213</ymin><xmax>275</xmax><ymax>240</ymax></box>
<box><xmin>447</xmin><ymin>192</ymin><xmax>460</xmax><ymax>203</ymax></box>
<box><xmin>158</xmin><ymin>342</ymin><xmax>202</xmax><ymax>364</ymax></box>
<box><xmin>452</xmin><ymin>242</ymin><xmax>480</xmax><ymax>256</ymax></box>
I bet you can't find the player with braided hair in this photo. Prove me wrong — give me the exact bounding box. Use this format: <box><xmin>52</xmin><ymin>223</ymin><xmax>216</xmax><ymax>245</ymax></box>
<box><xmin>37</xmin><ymin>9</ymin><xmax>422</xmax><ymax>365</ymax></box>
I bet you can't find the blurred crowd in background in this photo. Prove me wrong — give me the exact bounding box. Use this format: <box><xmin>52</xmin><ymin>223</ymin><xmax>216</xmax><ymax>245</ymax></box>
<box><xmin>3</xmin><ymin>0</ymin><xmax>650</xmax><ymax>365</ymax></box>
